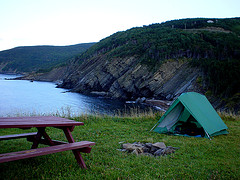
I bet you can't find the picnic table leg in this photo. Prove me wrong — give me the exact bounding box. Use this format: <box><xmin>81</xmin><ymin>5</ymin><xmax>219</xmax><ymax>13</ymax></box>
<box><xmin>63</xmin><ymin>127</ymin><xmax>87</xmax><ymax>169</ymax></box>
<box><xmin>31</xmin><ymin>127</ymin><xmax>45</xmax><ymax>149</ymax></box>
<box><xmin>41</xmin><ymin>129</ymin><xmax>55</xmax><ymax>146</ymax></box>
<box><xmin>31</xmin><ymin>127</ymin><xmax>55</xmax><ymax>149</ymax></box>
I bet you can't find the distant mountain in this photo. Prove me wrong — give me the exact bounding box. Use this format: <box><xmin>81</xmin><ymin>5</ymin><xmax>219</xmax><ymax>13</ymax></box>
<box><xmin>0</xmin><ymin>43</ymin><xmax>95</xmax><ymax>73</ymax></box>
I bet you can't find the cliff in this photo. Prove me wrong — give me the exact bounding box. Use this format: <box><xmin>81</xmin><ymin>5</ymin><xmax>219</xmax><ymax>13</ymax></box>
<box><xmin>59</xmin><ymin>56</ymin><xmax>201</xmax><ymax>101</ymax></box>
<box><xmin>58</xmin><ymin>18</ymin><xmax>240</xmax><ymax>106</ymax></box>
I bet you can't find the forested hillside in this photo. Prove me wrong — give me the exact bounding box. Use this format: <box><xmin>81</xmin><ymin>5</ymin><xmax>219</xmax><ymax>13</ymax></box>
<box><xmin>79</xmin><ymin>18</ymin><xmax>240</xmax><ymax>62</ymax></box>
<box><xmin>0</xmin><ymin>43</ymin><xmax>95</xmax><ymax>73</ymax></box>
<box><xmin>59</xmin><ymin>18</ymin><xmax>240</xmax><ymax>110</ymax></box>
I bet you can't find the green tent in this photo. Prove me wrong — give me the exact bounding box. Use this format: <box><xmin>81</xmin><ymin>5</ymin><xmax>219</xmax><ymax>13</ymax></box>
<box><xmin>151</xmin><ymin>92</ymin><xmax>228</xmax><ymax>139</ymax></box>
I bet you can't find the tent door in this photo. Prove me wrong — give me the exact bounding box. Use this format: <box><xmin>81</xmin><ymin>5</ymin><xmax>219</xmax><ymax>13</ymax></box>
<box><xmin>172</xmin><ymin>115</ymin><xmax>205</xmax><ymax>137</ymax></box>
<box><xmin>154</xmin><ymin>103</ymin><xmax>184</xmax><ymax>133</ymax></box>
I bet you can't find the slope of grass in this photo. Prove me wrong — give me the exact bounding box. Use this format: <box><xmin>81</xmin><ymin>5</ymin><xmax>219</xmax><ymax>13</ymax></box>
<box><xmin>0</xmin><ymin>113</ymin><xmax>239</xmax><ymax>179</ymax></box>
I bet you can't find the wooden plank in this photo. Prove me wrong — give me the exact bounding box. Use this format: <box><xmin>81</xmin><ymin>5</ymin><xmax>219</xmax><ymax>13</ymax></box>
<box><xmin>0</xmin><ymin>132</ymin><xmax>37</xmax><ymax>141</ymax></box>
<box><xmin>0</xmin><ymin>141</ymin><xmax>95</xmax><ymax>163</ymax></box>
<box><xmin>79</xmin><ymin>147</ymin><xmax>92</xmax><ymax>153</ymax></box>
<box><xmin>0</xmin><ymin>116</ymin><xmax>84</xmax><ymax>129</ymax></box>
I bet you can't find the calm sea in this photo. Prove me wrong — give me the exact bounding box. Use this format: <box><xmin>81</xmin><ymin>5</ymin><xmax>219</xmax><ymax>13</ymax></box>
<box><xmin>0</xmin><ymin>74</ymin><xmax>145</xmax><ymax>117</ymax></box>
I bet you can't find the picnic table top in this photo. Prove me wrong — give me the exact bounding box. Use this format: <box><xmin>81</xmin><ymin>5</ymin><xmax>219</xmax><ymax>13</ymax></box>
<box><xmin>0</xmin><ymin>116</ymin><xmax>84</xmax><ymax>129</ymax></box>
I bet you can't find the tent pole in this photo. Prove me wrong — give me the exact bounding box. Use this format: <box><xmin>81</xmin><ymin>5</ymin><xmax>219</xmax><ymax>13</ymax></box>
<box><xmin>150</xmin><ymin>123</ymin><xmax>158</xmax><ymax>132</ymax></box>
<box><xmin>204</xmin><ymin>129</ymin><xmax>212</xmax><ymax>140</ymax></box>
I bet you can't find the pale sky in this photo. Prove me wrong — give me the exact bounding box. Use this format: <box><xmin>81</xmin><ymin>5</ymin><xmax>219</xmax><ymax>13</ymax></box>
<box><xmin>0</xmin><ymin>0</ymin><xmax>239</xmax><ymax>51</ymax></box>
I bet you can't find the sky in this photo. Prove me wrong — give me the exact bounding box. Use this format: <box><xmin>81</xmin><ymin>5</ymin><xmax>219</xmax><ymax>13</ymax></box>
<box><xmin>0</xmin><ymin>0</ymin><xmax>239</xmax><ymax>51</ymax></box>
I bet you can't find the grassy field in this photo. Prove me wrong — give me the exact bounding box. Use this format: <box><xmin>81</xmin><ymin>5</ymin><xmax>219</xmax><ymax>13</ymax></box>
<box><xmin>0</xmin><ymin>112</ymin><xmax>239</xmax><ymax>179</ymax></box>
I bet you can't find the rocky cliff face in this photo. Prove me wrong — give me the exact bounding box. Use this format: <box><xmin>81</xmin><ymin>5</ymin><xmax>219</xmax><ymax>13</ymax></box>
<box><xmin>58</xmin><ymin>18</ymin><xmax>240</xmax><ymax>101</ymax></box>
<box><xmin>59</xmin><ymin>54</ymin><xmax>201</xmax><ymax>101</ymax></box>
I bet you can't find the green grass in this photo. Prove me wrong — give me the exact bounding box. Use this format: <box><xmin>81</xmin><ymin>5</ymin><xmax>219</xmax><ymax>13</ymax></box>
<box><xmin>0</xmin><ymin>113</ymin><xmax>239</xmax><ymax>179</ymax></box>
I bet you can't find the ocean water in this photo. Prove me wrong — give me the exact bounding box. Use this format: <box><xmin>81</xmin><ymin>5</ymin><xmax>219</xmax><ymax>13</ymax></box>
<box><xmin>0</xmin><ymin>74</ymin><xmax>145</xmax><ymax>117</ymax></box>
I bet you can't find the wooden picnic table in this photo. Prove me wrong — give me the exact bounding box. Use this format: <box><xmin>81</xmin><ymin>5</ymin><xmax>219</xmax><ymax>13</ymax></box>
<box><xmin>0</xmin><ymin>116</ymin><xmax>95</xmax><ymax>169</ymax></box>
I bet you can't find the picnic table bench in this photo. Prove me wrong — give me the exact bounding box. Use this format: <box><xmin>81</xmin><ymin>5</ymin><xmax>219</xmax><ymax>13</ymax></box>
<box><xmin>0</xmin><ymin>116</ymin><xmax>95</xmax><ymax>169</ymax></box>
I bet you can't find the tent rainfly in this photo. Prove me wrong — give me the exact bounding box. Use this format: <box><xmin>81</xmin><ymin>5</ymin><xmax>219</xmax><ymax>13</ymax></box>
<box><xmin>151</xmin><ymin>92</ymin><xmax>228</xmax><ymax>139</ymax></box>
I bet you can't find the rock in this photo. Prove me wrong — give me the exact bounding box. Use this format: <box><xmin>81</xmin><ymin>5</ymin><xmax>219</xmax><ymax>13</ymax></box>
<box><xmin>122</xmin><ymin>143</ymin><xmax>135</xmax><ymax>151</ymax></box>
<box><xmin>145</xmin><ymin>99</ymin><xmax>171</xmax><ymax>111</ymax></box>
<box><xmin>90</xmin><ymin>91</ymin><xmax>109</xmax><ymax>97</ymax></box>
<box><xmin>135</xmin><ymin>98</ymin><xmax>141</xmax><ymax>103</ymax></box>
<box><xmin>136</xmin><ymin>97</ymin><xmax>147</xmax><ymax>103</ymax></box>
<box><xmin>122</xmin><ymin>143</ymin><xmax>144</xmax><ymax>152</ymax></box>
<box><xmin>145</xmin><ymin>143</ymin><xmax>152</xmax><ymax>148</ymax></box>
<box><xmin>131</xmin><ymin>148</ymin><xmax>144</xmax><ymax>155</ymax></box>
<box><xmin>136</xmin><ymin>147</ymin><xmax>144</xmax><ymax>154</ymax></box>
<box><xmin>154</xmin><ymin>149</ymin><xmax>164</xmax><ymax>156</ymax></box>
<box><xmin>120</xmin><ymin>142</ymin><xmax>178</xmax><ymax>157</ymax></box>
<box><xmin>143</xmin><ymin>146</ymin><xmax>150</xmax><ymax>153</ymax></box>
<box><xmin>140</xmin><ymin>97</ymin><xmax>146</xmax><ymax>103</ymax></box>
<box><xmin>150</xmin><ymin>146</ymin><xmax>159</xmax><ymax>153</ymax></box>
<box><xmin>166</xmin><ymin>94</ymin><xmax>173</xmax><ymax>100</ymax></box>
<box><xmin>152</xmin><ymin>142</ymin><xmax>166</xmax><ymax>149</ymax></box>
<box><xmin>132</xmin><ymin>149</ymin><xmax>138</xmax><ymax>155</ymax></box>
<box><xmin>161</xmin><ymin>146</ymin><xmax>176</xmax><ymax>155</ymax></box>
<box><xmin>55</xmin><ymin>80</ymin><xmax>63</xmax><ymax>85</ymax></box>
<box><xmin>132</xmin><ymin>142</ymin><xmax>144</xmax><ymax>147</ymax></box>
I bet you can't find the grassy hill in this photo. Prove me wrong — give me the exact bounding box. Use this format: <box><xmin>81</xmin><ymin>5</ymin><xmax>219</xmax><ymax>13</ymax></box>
<box><xmin>0</xmin><ymin>112</ymin><xmax>239</xmax><ymax>179</ymax></box>
<box><xmin>0</xmin><ymin>43</ymin><xmax>95</xmax><ymax>73</ymax></box>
